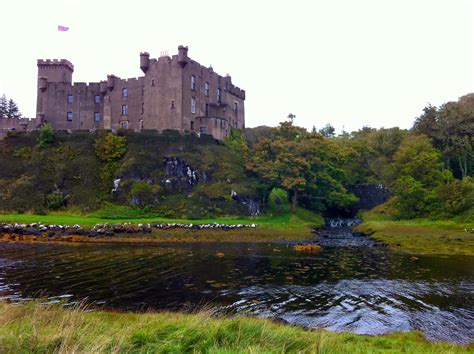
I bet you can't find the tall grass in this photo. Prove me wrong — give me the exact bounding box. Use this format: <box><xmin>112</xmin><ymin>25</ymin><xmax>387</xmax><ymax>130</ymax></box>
<box><xmin>0</xmin><ymin>301</ymin><xmax>470</xmax><ymax>353</ymax></box>
<box><xmin>357</xmin><ymin>210</ymin><xmax>474</xmax><ymax>255</ymax></box>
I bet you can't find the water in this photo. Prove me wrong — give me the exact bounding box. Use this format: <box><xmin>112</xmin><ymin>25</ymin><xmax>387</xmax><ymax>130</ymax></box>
<box><xmin>0</xmin><ymin>240</ymin><xmax>473</xmax><ymax>344</ymax></box>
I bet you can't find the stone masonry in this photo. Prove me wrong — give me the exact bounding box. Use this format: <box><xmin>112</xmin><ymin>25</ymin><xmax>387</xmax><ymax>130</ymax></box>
<box><xmin>0</xmin><ymin>46</ymin><xmax>245</xmax><ymax>140</ymax></box>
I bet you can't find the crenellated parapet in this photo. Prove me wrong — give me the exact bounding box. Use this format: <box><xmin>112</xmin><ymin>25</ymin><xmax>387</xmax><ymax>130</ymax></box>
<box><xmin>227</xmin><ymin>85</ymin><xmax>246</xmax><ymax>100</ymax></box>
<box><xmin>37</xmin><ymin>59</ymin><xmax>74</xmax><ymax>72</ymax></box>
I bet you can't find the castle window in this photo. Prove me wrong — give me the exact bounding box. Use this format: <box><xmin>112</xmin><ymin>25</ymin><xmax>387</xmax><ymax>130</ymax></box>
<box><xmin>120</xmin><ymin>121</ymin><xmax>129</xmax><ymax>129</ymax></box>
<box><xmin>139</xmin><ymin>120</ymin><xmax>144</xmax><ymax>130</ymax></box>
<box><xmin>67</xmin><ymin>95</ymin><xmax>73</xmax><ymax>104</ymax></box>
<box><xmin>67</xmin><ymin>112</ymin><xmax>73</xmax><ymax>121</ymax></box>
<box><xmin>141</xmin><ymin>102</ymin><xmax>144</xmax><ymax>114</ymax></box>
<box><xmin>122</xmin><ymin>88</ymin><xmax>128</xmax><ymax>97</ymax></box>
<box><xmin>234</xmin><ymin>102</ymin><xmax>238</xmax><ymax>114</ymax></box>
<box><xmin>205</xmin><ymin>82</ymin><xmax>209</xmax><ymax>96</ymax></box>
<box><xmin>151</xmin><ymin>79</ymin><xmax>155</xmax><ymax>86</ymax></box>
<box><xmin>191</xmin><ymin>75</ymin><xmax>196</xmax><ymax>90</ymax></box>
<box><xmin>94</xmin><ymin>95</ymin><xmax>101</xmax><ymax>104</ymax></box>
<box><xmin>94</xmin><ymin>112</ymin><xmax>100</xmax><ymax>122</ymax></box>
<box><xmin>200</xmin><ymin>127</ymin><xmax>207</xmax><ymax>134</ymax></box>
<box><xmin>170</xmin><ymin>100</ymin><xmax>175</xmax><ymax>109</ymax></box>
<box><xmin>190</xmin><ymin>121</ymin><xmax>194</xmax><ymax>131</ymax></box>
<box><xmin>122</xmin><ymin>104</ymin><xmax>128</xmax><ymax>115</ymax></box>
<box><xmin>217</xmin><ymin>88</ymin><xmax>221</xmax><ymax>103</ymax></box>
<box><xmin>191</xmin><ymin>97</ymin><xmax>195</xmax><ymax>114</ymax></box>
<box><xmin>205</xmin><ymin>103</ymin><xmax>209</xmax><ymax>116</ymax></box>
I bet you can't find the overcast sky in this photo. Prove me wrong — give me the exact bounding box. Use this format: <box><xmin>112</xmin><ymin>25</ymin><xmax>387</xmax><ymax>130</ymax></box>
<box><xmin>0</xmin><ymin>0</ymin><xmax>472</xmax><ymax>133</ymax></box>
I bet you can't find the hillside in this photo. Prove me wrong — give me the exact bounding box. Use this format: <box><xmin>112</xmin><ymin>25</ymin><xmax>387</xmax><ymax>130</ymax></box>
<box><xmin>0</xmin><ymin>130</ymin><xmax>261</xmax><ymax>218</ymax></box>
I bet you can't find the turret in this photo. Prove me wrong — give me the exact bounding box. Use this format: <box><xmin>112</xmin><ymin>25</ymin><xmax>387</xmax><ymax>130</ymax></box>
<box><xmin>99</xmin><ymin>80</ymin><xmax>107</xmax><ymax>94</ymax></box>
<box><xmin>107</xmin><ymin>75</ymin><xmax>115</xmax><ymax>91</ymax></box>
<box><xmin>178</xmin><ymin>45</ymin><xmax>189</xmax><ymax>67</ymax></box>
<box><xmin>140</xmin><ymin>52</ymin><xmax>150</xmax><ymax>73</ymax></box>
<box><xmin>38</xmin><ymin>77</ymin><xmax>48</xmax><ymax>92</ymax></box>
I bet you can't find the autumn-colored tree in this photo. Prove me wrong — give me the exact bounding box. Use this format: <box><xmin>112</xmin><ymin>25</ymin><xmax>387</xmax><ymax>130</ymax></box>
<box><xmin>248</xmin><ymin>119</ymin><xmax>356</xmax><ymax>212</ymax></box>
<box><xmin>94</xmin><ymin>133</ymin><xmax>127</xmax><ymax>162</ymax></box>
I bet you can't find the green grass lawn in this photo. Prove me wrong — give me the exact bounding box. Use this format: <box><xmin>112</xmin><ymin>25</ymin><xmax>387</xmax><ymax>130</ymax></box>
<box><xmin>356</xmin><ymin>211</ymin><xmax>474</xmax><ymax>256</ymax></box>
<box><xmin>0</xmin><ymin>208</ymin><xmax>323</xmax><ymax>230</ymax></box>
<box><xmin>0</xmin><ymin>301</ymin><xmax>470</xmax><ymax>353</ymax></box>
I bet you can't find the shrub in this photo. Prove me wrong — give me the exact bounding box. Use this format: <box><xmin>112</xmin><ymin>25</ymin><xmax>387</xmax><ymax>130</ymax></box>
<box><xmin>13</xmin><ymin>146</ymin><xmax>32</xmax><ymax>159</ymax></box>
<box><xmin>94</xmin><ymin>133</ymin><xmax>127</xmax><ymax>162</ymax></box>
<box><xmin>39</xmin><ymin>123</ymin><xmax>54</xmax><ymax>148</ymax></box>
<box><xmin>392</xmin><ymin>176</ymin><xmax>433</xmax><ymax>219</ymax></box>
<box><xmin>130</xmin><ymin>182</ymin><xmax>162</xmax><ymax>208</ymax></box>
<box><xmin>437</xmin><ymin>177</ymin><xmax>474</xmax><ymax>216</ymax></box>
<box><xmin>46</xmin><ymin>191</ymin><xmax>65</xmax><ymax>210</ymax></box>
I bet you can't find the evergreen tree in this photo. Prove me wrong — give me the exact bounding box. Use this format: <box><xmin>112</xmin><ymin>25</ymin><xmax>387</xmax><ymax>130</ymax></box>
<box><xmin>6</xmin><ymin>98</ymin><xmax>21</xmax><ymax>118</ymax></box>
<box><xmin>0</xmin><ymin>95</ymin><xmax>7</xmax><ymax>118</ymax></box>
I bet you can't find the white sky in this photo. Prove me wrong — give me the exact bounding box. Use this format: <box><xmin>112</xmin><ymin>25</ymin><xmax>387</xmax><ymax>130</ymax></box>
<box><xmin>0</xmin><ymin>0</ymin><xmax>472</xmax><ymax>133</ymax></box>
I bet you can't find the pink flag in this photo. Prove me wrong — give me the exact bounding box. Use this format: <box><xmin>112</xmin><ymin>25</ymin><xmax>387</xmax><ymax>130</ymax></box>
<box><xmin>58</xmin><ymin>25</ymin><xmax>69</xmax><ymax>32</ymax></box>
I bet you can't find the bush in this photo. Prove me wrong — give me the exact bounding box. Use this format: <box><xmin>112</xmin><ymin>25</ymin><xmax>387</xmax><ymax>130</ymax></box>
<box><xmin>39</xmin><ymin>123</ymin><xmax>54</xmax><ymax>148</ymax></box>
<box><xmin>94</xmin><ymin>133</ymin><xmax>127</xmax><ymax>162</ymax></box>
<box><xmin>392</xmin><ymin>176</ymin><xmax>431</xmax><ymax>219</ymax></box>
<box><xmin>46</xmin><ymin>191</ymin><xmax>64</xmax><ymax>210</ymax></box>
<box><xmin>437</xmin><ymin>177</ymin><xmax>474</xmax><ymax>216</ymax></box>
<box><xmin>130</xmin><ymin>182</ymin><xmax>162</xmax><ymax>208</ymax></box>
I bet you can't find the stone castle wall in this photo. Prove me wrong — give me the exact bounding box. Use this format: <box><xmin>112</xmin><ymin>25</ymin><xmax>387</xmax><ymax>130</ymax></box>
<box><xmin>32</xmin><ymin>46</ymin><xmax>245</xmax><ymax>140</ymax></box>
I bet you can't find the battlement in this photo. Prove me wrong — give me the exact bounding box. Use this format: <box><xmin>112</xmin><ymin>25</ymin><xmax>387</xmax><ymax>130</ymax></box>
<box><xmin>37</xmin><ymin>59</ymin><xmax>74</xmax><ymax>71</ymax></box>
<box><xmin>72</xmin><ymin>82</ymin><xmax>100</xmax><ymax>89</ymax></box>
<box><xmin>228</xmin><ymin>84</ymin><xmax>246</xmax><ymax>99</ymax></box>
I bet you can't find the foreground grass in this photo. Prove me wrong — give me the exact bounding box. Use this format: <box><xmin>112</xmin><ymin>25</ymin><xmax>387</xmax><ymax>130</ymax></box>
<box><xmin>0</xmin><ymin>302</ymin><xmax>470</xmax><ymax>353</ymax></box>
<box><xmin>356</xmin><ymin>210</ymin><xmax>474</xmax><ymax>256</ymax></box>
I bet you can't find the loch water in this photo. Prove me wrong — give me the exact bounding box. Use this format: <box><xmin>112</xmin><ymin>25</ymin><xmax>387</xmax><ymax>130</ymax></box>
<box><xmin>0</xmin><ymin>234</ymin><xmax>473</xmax><ymax>344</ymax></box>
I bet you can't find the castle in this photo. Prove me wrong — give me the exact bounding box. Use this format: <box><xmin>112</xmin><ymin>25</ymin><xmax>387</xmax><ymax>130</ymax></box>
<box><xmin>0</xmin><ymin>46</ymin><xmax>245</xmax><ymax>140</ymax></box>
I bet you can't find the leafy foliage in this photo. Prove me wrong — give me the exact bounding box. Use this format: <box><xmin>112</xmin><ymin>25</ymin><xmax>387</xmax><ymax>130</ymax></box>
<box><xmin>413</xmin><ymin>94</ymin><xmax>474</xmax><ymax>178</ymax></box>
<box><xmin>247</xmin><ymin>120</ymin><xmax>357</xmax><ymax>212</ymax></box>
<box><xmin>39</xmin><ymin>123</ymin><xmax>54</xmax><ymax>148</ymax></box>
<box><xmin>46</xmin><ymin>191</ymin><xmax>65</xmax><ymax>210</ymax></box>
<box><xmin>94</xmin><ymin>132</ymin><xmax>127</xmax><ymax>162</ymax></box>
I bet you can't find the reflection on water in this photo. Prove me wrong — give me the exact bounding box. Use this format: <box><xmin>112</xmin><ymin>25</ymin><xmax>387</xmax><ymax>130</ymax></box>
<box><xmin>0</xmin><ymin>242</ymin><xmax>472</xmax><ymax>344</ymax></box>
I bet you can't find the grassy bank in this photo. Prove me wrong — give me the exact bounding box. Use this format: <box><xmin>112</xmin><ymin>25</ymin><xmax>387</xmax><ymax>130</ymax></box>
<box><xmin>0</xmin><ymin>302</ymin><xmax>470</xmax><ymax>353</ymax></box>
<box><xmin>0</xmin><ymin>208</ymin><xmax>323</xmax><ymax>243</ymax></box>
<box><xmin>355</xmin><ymin>210</ymin><xmax>474</xmax><ymax>256</ymax></box>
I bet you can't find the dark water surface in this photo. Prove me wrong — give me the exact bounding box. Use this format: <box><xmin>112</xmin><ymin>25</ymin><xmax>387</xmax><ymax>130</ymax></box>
<box><xmin>0</xmin><ymin>241</ymin><xmax>473</xmax><ymax>344</ymax></box>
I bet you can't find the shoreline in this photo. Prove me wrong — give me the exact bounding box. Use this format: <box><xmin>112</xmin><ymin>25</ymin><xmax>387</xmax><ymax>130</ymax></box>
<box><xmin>0</xmin><ymin>301</ymin><xmax>471</xmax><ymax>352</ymax></box>
<box><xmin>0</xmin><ymin>226</ymin><xmax>315</xmax><ymax>245</ymax></box>
<box><xmin>355</xmin><ymin>218</ymin><xmax>474</xmax><ymax>256</ymax></box>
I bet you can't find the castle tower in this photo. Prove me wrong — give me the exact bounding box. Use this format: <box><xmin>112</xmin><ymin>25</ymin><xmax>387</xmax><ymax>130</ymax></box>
<box><xmin>36</xmin><ymin>59</ymin><xmax>74</xmax><ymax>121</ymax></box>
<box><xmin>178</xmin><ymin>45</ymin><xmax>189</xmax><ymax>67</ymax></box>
<box><xmin>140</xmin><ymin>52</ymin><xmax>150</xmax><ymax>73</ymax></box>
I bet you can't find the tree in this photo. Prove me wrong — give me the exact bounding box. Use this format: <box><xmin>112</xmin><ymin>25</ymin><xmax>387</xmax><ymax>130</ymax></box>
<box><xmin>319</xmin><ymin>123</ymin><xmax>336</xmax><ymax>138</ymax></box>
<box><xmin>333</xmin><ymin>127</ymin><xmax>408</xmax><ymax>184</ymax></box>
<box><xmin>385</xmin><ymin>134</ymin><xmax>452</xmax><ymax>219</ymax></box>
<box><xmin>0</xmin><ymin>95</ymin><xmax>7</xmax><ymax>118</ymax></box>
<box><xmin>389</xmin><ymin>134</ymin><xmax>449</xmax><ymax>188</ymax></box>
<box><xmin>413</xmin><ymin>95</ymin><xmax>474</xmax><ymax>178</ymax></box>
<box><xmin>6</xmin><ymin>98</ymin><xmax>21</xmax><ymax>118</ymax></box>
<box><xmin>247</xmin><ymin>119</ymin><xmax>357</xmax><ymax>212</ymax></box>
